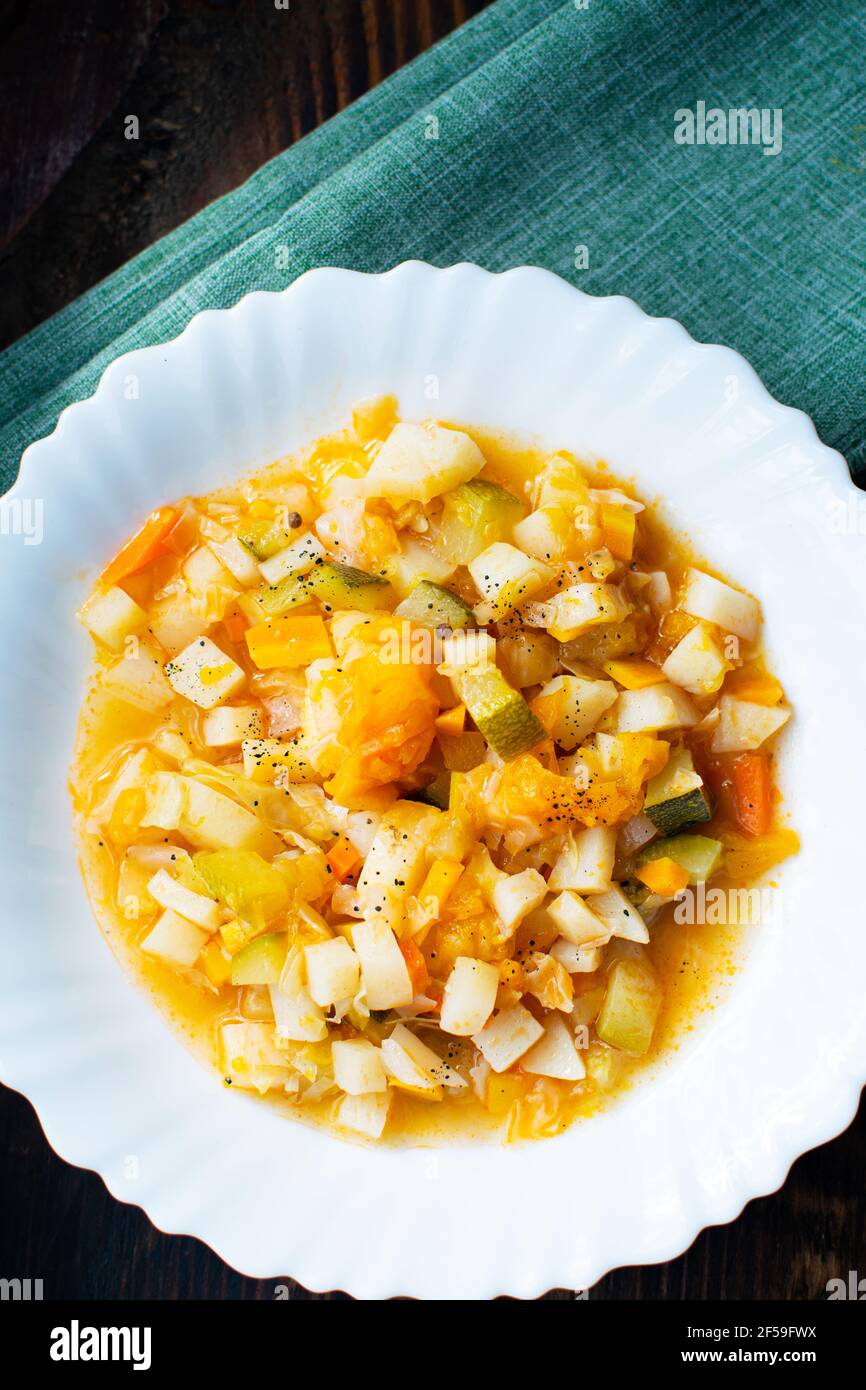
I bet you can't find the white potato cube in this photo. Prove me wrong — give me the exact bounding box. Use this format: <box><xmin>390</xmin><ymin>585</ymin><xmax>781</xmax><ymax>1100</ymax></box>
<box><xmin>183</xmin><ymin>544</ymin><xmax>239</xmax><ymax>595</ymax></box>
<box><xmin>304</xmin><ymin>937</ymin><xmax>361</xmax><ymax>1008</ymax></box>
<box><xmin>492</xmin><ymin>868</ymin><xmax>548</xmax><ymax>933</ymax></box>
<box><xmin>612</xmin><ymin>682</ymin><xmax>699</xmax><ymax>732</ymax></box>
<box><xmin>78</xmin><ymin>585</ymin><xmax>146</xmax><ymax>650</ymax></box>
<box><xmin>140</xmin><ymin>908</ymin><xmax>209</xmax><ymax>968</ymax></box>
<box><xmin>590</xmin><ymin>886</ymin><xmax>649</xmax><ymax>943</ymax></box>
<box><xmin>207</xmin><ymin>534</ymin><xmax>263</xmax><ymax>586</ymax></box>
<box><xmin>540</xmin><ymin>583</ymin><xmax>631</xmax><ymax>641</ymax></box>
<box><xmin>440</xmin><ymin>957</ymin><xmax>500</xmax><ymax>1037</ymax></box>
<box><xmin>381</xmin><ymin>1035</ymin><xmax>442</xmax><ymax>1095</ymax></box>
<box><xmin>335</xmin><ymin>1090</ymin><xmax>391</xmax><ymax>1139</ymax></box>
<box><xmin>472</xmin><ymin>1003</ymin><xmax>544</xmax><ymax>1073</ymax></box>
<box><xmin>104</xmin><ymin>641</ymin><xmax>174</xmax><ymax>710</ymax></box>
<box><xmin>681</xmin><ymin>568</ymin><xmax>760</xmax><ymax>642</ymax></box>
<box><xmin>535</xmin><ymin>674</ymin><xmax>618</xmax><ymax>750</ymax></box>
<box><xmin>364</xmin><ymin>422</ymin><xmax>485</xmax><ymax>504</ymax></box>
<box><xmin>164</xmin><ymin>635</ymin><xmax>246</xmax><ymax>710</ymax></box>
<box><xmin>218</xmin><ymin>1021</ymin><xmax>289</xmax><ymax>1092</ymax></box>
<box><xmin>711</xmin><ymin>697</ymin><xmax>790</xmax><ymax>753</ymax></box>
<box><xmin>521</xmin><ymin>1014</ymin><xmax>586</xmax><ymax>1081</ymax></box>
<box><xmin>147</xmin><ymin>868</ymin><xmax>222</xmax><ymax>931</ymax></box>
<box><xmin>352</xmin><ymin>920</ymin><xmax>414</xmax><ymax>1010</ymax></box>
<box><xmin>548</xmin><ymin>826</ymin><xmax>617</xmax><ymax>894</ymax></box>
<box><xmin>662</xmin><ymin>623</ymin><xmax>728</xmax><ymax>695</ymax></box>
<box><xmin>549</xmin><ymin>938</ymin><xmax>603</xmax><ymax>974</ymax></box>
<box><xmin>332</xmin><ymin>1038</ymin><xmax>388</xmax><ymax>1095</ymax></box>
<box><xmin>268</xmin><ymin>982</ymin><xmax>327</xmax><ymax>1043</ymax></box>
<box><xmin>512</xmin><ymin>506</ymin><xmax>573</xmax><ymax>562</ymax></box>
<box><xmin>202</xmin><ymin>704</ymin><xmax>263</xmax><ymax>746</ymax></box>
<box><xmin>547</xmin><ymin>891</ymin><xmax>611</xmax><ymax>947</ymax></box>
<box><xmin>390</xmin><ymin>1022</ymin><xmax>466</xmax><ymax>1089</ymax></box>
<box><xmin>469</xmin><ymin>542</ymin><xmax>554</xmax><ymax>620</ymax></box>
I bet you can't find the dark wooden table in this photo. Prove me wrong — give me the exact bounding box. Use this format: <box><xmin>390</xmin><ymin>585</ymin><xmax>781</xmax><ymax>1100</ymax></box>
<box><xmin>0</xmin><ymin>0</ymin><xmax>863</xmax><ymax>1301</ymax></box>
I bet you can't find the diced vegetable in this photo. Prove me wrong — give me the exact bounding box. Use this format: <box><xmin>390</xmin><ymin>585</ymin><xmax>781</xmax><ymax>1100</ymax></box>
<box><xmin>251</xmin><ymin>574</ymin><xmax>312</xmax><ymax>618</ymax></box>
<box><xmin>723</xmin><ymin>668</ymin><xmax>784</xmax><ymax>706</ymax></box>
<box><xmin>241</xmin><ymin>736</ymin><xmax>315</xmax><ymax>784</ymax></box>
<box><xmin>531</xmin><ymin>674</ymin><xmax>618</xmax><ymax>750</ymax></box>
<box><xmin>548</xmin><ymin>826</ymin><xmax>617</xmax><ymax>893</ymax></box>
<box><xmin>257</xmin><ymin>531</ymin><xmax>325</xmax><ymax>584</ymax></box>
<box><xmin>332</xmin><ymin>1038</ymin><xmax>387</xmax><ymax>1095</ymax></box>
<box><xmin>456</xmin><ymin>663</ymin><xmax>546</xmax><ymax>759</ymax></box>
<box><xmin>602</xmin><ymin>658</ymin><xmax>666</xmax><ymax>690</ymax></box>
<box><xmin>202</xmin><ymin>705</ymin><xmax>263</xmax><ymax>747</ymax></box>
<box><xmin>495</xmin><ymin>622</ymin><xmax>559</xmax><ymax>688</ymax></box>
<box><xmin>269</xmin><ymin>977</ymin><xmax>327</xmax><ymax>1043</ymax></box>
<box><xmin>611</xmin><ymin>683</ymin><xmax>700</xmax><ymax>733</ymax></box>
<box><xmin>326</xmin><ymin>836</ymin><xmax>362</xmax><ymax>883</ymax></box>
<box><xmin>434</xmin><ymin>703</ymin><xmax>466</xmax><ymax>737</ymax></box>
<box><xmin>305</xmin><ymin>561</ymin><xmax>393</xmax><ymax>613</ymax></box>
<box><xmin>394</xmin><ymin>580</ymin><xmax>475</xmax><ymax>630</ymax></box>
<box><xmin>147</xmin><ymin>867</ymin><xmax>222</xmax><ymax>930</ymax></box>
<box><xmin>731</xmin><ymin>752</ymin><xmax>772</xmax><ymax>836</ymax></box>
<box><xmin>438</xmin><ymin>628</ymin><xmax>496</xmax><ymax>674</ymax></box>
<box><xmin>78</xmin><ymin>585</ymin><xmax>147</xmax><ymax>650</ymax></box>
<box><xmin>390</xmin><ymin>1022</ymin><xmax>466</xmax><ymax>1089</ymax></box>
<box><xmin>218</xmin><ymin>1020</ymin><xmax>290</xmax><ymax>1091</ymax></box>
<box><xmin>335</xmin><ymin>1090</ymin><xmax>391</xmax><ymax>1138</ymax></box>
<box><xmin>472</xmin><ymin>1003</ymin><xmax>544</xmax><ymax>1073</ymax></box>
<box><xmin>104</xmin><ymin>641</ymin><xmax>174</xmax><ymax>710</ymax></box>
<box><xmin>230</xmin><ymin>932</ymin><xmax>289</xmax><ymax>985</ymax></box>
<box><xmin>355</xmin><ymin>802</ymin><xmax>441</xmax><ymax>930</ymax></box>
<box><xmin>711</xmin><ymin>697</ymin><xmax>790</xmax><ymax>753</ymax></box>
<box><xmin>512</xmin><ymin>506</ymin><xmax>572</xmax><ymax>563</ymax></box>
<box><xmin>521</xmin><ymin>1014</ymin><xmax>586</xmax><ymax>1081</ymax></box>
<box><xmin>164</xmin><ymin>636</ymin><xmax>246</xmax><ymax>710</ymax></box>
<box><xmin>596</xmin><ymin>957</ymin><xmax>661</xmax><ymax>1055</ymax></box>
<box><xmin>643</xmin><ymin>745</ymin><xmax>712</xmax><ymax>834</ymax></box>
<box><xmin>245</xmin><ymin>614</ymin><xmax>331</xmax><ymax>669</ymax></box>
<box><xmin>140</xmin><ymin>908</ymin><xmax>209</xmax><ymax>969</ymax></box>
<box><xmin>599</xmin><ymin>502</ymin><xmax>635</xmax><ymax>562</ymax></box>
<box><xmin>364</xmin><ymin>422</ymin><xmax>485</xmax><ymax>504</ymax></box>
<box><xmin>549</xmin><ymin>938</ymin><xmax>603</xmax><ymax>974</ymax></box>
<box><xmin>384</xmin><ymin>537</ymin><xmax>455</xmax><ymax>597</ymax></box>
<box><xmin>416</xmin><ymin>858</ymin><xmax>464</xmax><ymax>920</ymax></box>
<box><xmin>305</xmin><ymin>937</ymin><xmax>361</xmax><ymax>1007</ymax></box>
<box><xmin>589</xmin><ymin>885</ymin><xmax>649</xmax><ymax>943</ymax></box>
<box><xmin>193</xmin><ymin>849</ymin><xmax>289</xmax><ymax>928</ymax></box>
<box><xmin>146</xmin><ymin>592</ymin><xmax>208</xmax><ymax>656</ymax></box>
<box><xmin>547</xmin><ymin>890</ymin><xmax>610</xmax><ymax>946</ymax></box>
<box><xmin>636</xmin><ymin>833</ymin><xmax>723</xmax><ymax>883</ymax></box>
<box><xmin>662</xmin><ymin>622</ymin><xmax>728</xmax><ymax>696</ymax></box>
<box><xmin>380</xmin><ymin>1033</ymin><xmax>443</xmax><ymax>1100</ymax></box>
<box><xmin>492</xmin><ymin>867</ymin><xmax>548</xmax><ymax>932</ymax></box>
<box><xmin>681</xmin><ymin>568</ymin><xmax>760</xmax><ymax>642</ymax></box>
<box><xmin>530</xmin><ymin>583</ymin><xmax>631</xmax><ymax>642</ymax></box>
<box><xmin>635</xmin><ymin>856</ymin><xmax>690</xmax><ymax>897</ymax></box>
<box><xmin>468</xmin><ymin>542</ymin><xmax>554</xmax><ymax>621</ymax></box>
<box><xmin>142</xmin><ymin>773</ymin><xmax>283</xmax><ymax>856</ymax></box>
<box><xmin>437</xmin><ymin>478</ymin><xmax>525</xmax><ymax>565</ymax></box>
<box><xmin>352</xmin><ymin>920</ymin><xmax>414</xmax><ymax>1010</ymax></box>
<box><xmin>439</xmin><ymin>957</ymin><xmax>500</xmax><ymax>1037</ymax></box>
<box><xmin>101</xmin><ymin>506</ymin><xmax>180</xmax><ymax>587</ymax></box>
<box><xmin>206</xmin><ymin>533</ymin><xmax>263</xmax><ymax>587</ymax></box>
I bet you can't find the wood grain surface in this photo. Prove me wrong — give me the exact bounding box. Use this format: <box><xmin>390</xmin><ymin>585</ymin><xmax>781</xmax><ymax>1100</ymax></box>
<box><xmin>0</xmin><ymin>0</ymin><xmax>863</xmax><ymax>1301</ymax></box>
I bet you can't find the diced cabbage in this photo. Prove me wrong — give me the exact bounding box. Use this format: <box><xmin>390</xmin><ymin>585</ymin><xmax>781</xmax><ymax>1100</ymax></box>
<box><xmin>533</xmin><ymin>674</ymin><xmax>617</xmax><ymax>750</ymax></box>
<box><xmin>335</xmin><ymin>1090</ymin><xmax>391</xmax><ymax>1138</ymax></box>
<box><xmin>103</xmin><ymin>642</ymin><xmax>174</xmax><ymax>710</ymax></box>
<box><xmin>389</xmin><ymin>1023</ymin><xmax>467</xmax><ymax>1089</ymax></box>
<box><xmin>141</xmin><ymin>772</ymin><xmax>283</xmax><ymax>856</ymax></box>
<box><xmin>611</xmin><ymin>683</ymin><xmax>699</xmax><ymax>733</ymax></box>
<box><xmin>202</xmin><ymin>704</ymin><xmax>263</xmax><ymax>747</ymax></box>
<box><xmin>352</xmin><ymin>920</ymin><xmax>414</xmax><ymax>1010</ymax></box>
<box><xmin>354</xmin><ymin>802</ymin><xmax>441</xmax><ymax>930</ymax></box>
<box><xmin>531</xmin><ymin>583</ymin><xmax>631</xmax><ymax>642</ymax></box>
<box><xmin>218</xmin><ymin>1020</ymin><xmax>290</xmax><ymax>1092</ymax></box>
<box><xmin>549</xmin><ymin>938</ymin><xmax>603</xmax><ymax>973</ymax></box>
<box><xmin>468</xmin><ymin>542</ymin><xmax>554</xmax><ymax>621</ymax></box>
<box><xmin>590</xmin><ymin>885</ymin><xmax>649</xmax><ymax>943</ymax></box>
<box><xmin>146</xmin><ymin>868</ymin><xmax>222</xmax><ymax>930</ymax></box>
<box><xmin>491</xmin><ymin>868</ymin><xmax>547</xmax><ymax>932</ymax></box>
<box><xmin>548</xmin><ymin>826</ymin><xmax>617</xmax><ymax>894</ymax></box>
<box><xmin>547</xmin><ymin>890</ymin><xmax>610</xmax><ymax>946</ymax></box>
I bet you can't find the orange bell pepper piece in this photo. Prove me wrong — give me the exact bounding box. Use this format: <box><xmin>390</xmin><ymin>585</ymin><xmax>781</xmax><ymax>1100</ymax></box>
<box><xmin>101</xmin><ymin>506</ymin><xmax>181</xmax><ymax>587</ymax></box>
<box><xmin>731</xmin><ymin>752</ymin><xmax>772</xmax><ymax>837</ymax></box>
<box><xmin>434</xmin><ymin>703</ymin><xmax>466</xmax><ymax>737</ymax></box>
<box><xmin>600</xmin><ymin>503</ymin><xmax>635</xmax><ymax>562</ymax></box>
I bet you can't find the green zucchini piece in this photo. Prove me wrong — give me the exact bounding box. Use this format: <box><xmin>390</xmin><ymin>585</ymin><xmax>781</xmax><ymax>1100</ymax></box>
<box><xmin>643</xmin><ymin>745</ymin><xmax>712</xmax><ymax>834</ymax></box>
<box><xmin>193</xmin><ymin>849</ymin><xmax>289</xmax><ymax>929</ymax></box>
<box><xmin>438</xmin><ymin>479</ymin><xmax>525</xmax><ymax>565</ymax></box>
<box><xmin>393</xmin><ymin>580</ymin><xmax>476</xmax><ymax>630</ymax></box>
<box><xmin>305</xmin><ymin>561</ymin><xmax>393</xmax><ymax>612</ymax></box>
<box><xmin>254</xmin><ymin>573</ymin><xmax>312</xmax><ymax>618</ymax></box>
<box><xmin>636</xmin><ymin>833</ymin><xmax>723</xmax><ymax>883</ymax></box>
<box><xmin>456</xmin><ymin>664</ymin><xmax>545</xmax><ymax>759</ymax></box>
<box><xmin>236</xmin><ymin>518</ymin><xmax>294</xmax><ymax>560</ymax></box>
<box><xmin>596</xmin><ymin>957</ymin><xmax>661</xmax><ymax>1056</ymax></box>
<box><xmin>230</xmin><ymin>932</ymin><xmax>288</xmax><ymax>985</ymax></box>
<box><xmin>410</xmin><ymin>771</ymin><xmax>452</xmax><ymax>811</ymax></box>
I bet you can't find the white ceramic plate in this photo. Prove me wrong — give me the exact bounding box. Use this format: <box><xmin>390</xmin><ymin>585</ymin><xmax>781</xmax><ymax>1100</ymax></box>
<box><xmin>1</xmin><ymin>262</ymin><xmax>864</xmax><ymax>1301</ymax></box>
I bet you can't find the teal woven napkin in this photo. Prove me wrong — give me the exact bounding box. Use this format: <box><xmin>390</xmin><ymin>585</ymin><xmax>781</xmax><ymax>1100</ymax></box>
<box><xmin>2</xmin><ymin>0</ymin><xmax>864</xmax><ymax>488</ymax></box>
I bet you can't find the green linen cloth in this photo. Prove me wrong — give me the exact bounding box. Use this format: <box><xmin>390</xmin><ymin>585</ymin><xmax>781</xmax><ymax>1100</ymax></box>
<box><xmin>1</xmin><ymin>0</ymin><xmax>864</xmax><ymax>488</ymax></box>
